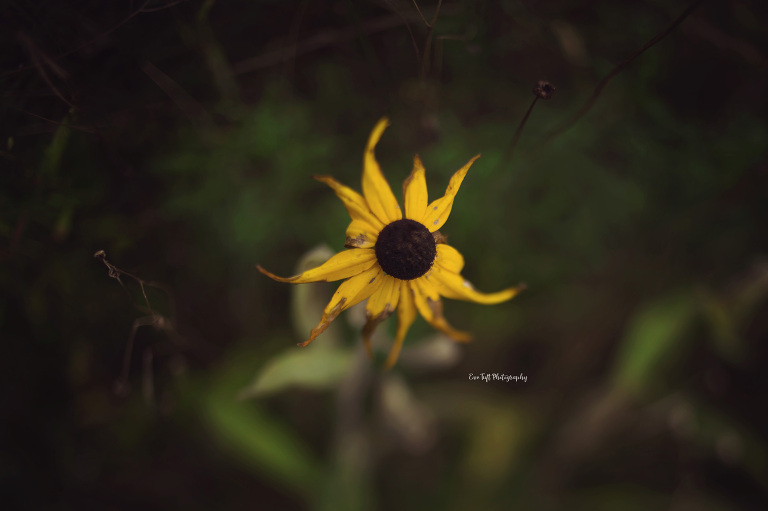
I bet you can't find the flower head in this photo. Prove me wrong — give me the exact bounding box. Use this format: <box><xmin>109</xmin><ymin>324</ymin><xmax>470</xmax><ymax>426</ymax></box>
<box><xmin>258</xmin><ymin>118</ymin><xmax>524</xmax><ymax>369</ymax></box>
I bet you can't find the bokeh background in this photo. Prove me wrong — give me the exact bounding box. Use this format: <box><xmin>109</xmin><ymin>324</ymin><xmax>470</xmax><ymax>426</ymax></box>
<box><xmin>3</xmin><ymin>0</ymin><xmax>768</xmax><ymax>509</ymax></box>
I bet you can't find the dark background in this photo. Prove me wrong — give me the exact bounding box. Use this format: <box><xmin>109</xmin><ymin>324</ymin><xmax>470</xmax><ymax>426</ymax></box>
<box><xmin>2</xmin><ymin>0</ymin><xmax>767</xmax><ymax>509</ymax></box>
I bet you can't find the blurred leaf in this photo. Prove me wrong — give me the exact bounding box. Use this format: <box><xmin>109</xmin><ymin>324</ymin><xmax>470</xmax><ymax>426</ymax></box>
<box><xmin>316</xmin><ymin>350</ymin><xmax>376</xmax><ymax>511</ymax></box>
<box><xmin>238</xmin><ymin>243</ymin><xmax>354</xmax><ymax>399</ymax></box>
<box><xmin>239</xmin><ymin>346</ymin><xmax>354</xmax><ymax>399</ymax></box>
<box><xmin>424</xmin><ymin>385</ymin><xmax>535</xmax><ymax>510</ymax></box>
<box><xmin>52</xmin><ymin>203</ymin><xmax>73</xmax><ymax>241</ymax></box>
<box><xmin>291</xmin><ymin>245</ymin><xmax>338</xmax><ymax>341</ymax></box>
<box><xmin>200</xmin><ymin>342</ymin><xmax>323</xmax><ymax>499</ymax></box>
<box><xmin>570</xmin><ymin>485</ymin><xmax>668</xmax><ymax>511</ymax></box>
<box><xmin>196</xmin><ymin>0</ymin><xmax>240</xmax><ymax>107</ymax></box>
<box><xmin>379</xmin><ymin>374</ymin><xmax>436</xmax><ymax>453</ymax></box>
<box><xmin>317</xmin><ymin>429</ymin><xmax>375</xmax><ymax>511</ymax></box>
<box><xmin>612</xmin><ymin>291</ymin><xmax>697</xmax><ymax>397</ymax></box>
<box><xmin>399</xmin><ymin>333</ymin><xmax>461</xmax><ymax>371</ymax></box>
<box><xmin>41</xmin><ymin>113</ymin><xmax>72</xmax><ymax>178</ymax></box>
<box><xmin>701</xmin><ymin>293</ymin><xmax>743</xmax><ymax>364</ymax></box>
<box><xmin>686</xmin><ymin>399</ymin><xmax>768</xmax><ymax>495</ymax></box>
<box><xmin>702</xmin><ymin>261</ymin><xmax>768</xmax><ymax>364</ymax></box>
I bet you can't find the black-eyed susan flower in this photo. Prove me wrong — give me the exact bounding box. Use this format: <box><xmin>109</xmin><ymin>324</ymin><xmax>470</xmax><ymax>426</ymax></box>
<box><xmin>258</xmin><ymin>118</ymin><xmax>524</xmax><ymax>369</ymax></box>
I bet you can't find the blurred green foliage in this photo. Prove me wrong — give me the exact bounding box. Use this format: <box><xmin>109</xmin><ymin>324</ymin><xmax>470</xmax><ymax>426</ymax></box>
<box><xmin>2</xmin><ymin>0</ymin><xmax>768</xmax><ymax>510</ymax></box>
<box><xmin>613</xmin><ymin>291</ymin><xmax>697</xmax><ymax>397</ymax></box>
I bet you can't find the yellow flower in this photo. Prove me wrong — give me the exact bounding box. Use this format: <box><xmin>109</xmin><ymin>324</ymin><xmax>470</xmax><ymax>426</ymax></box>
<box><xmin>258</xmin><ymin>118</ymin><xmax>524</xmax><ymax>369</ymax></box>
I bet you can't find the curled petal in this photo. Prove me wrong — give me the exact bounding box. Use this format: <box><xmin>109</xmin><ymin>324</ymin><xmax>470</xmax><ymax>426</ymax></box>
<box><xmin>435</xmin><ymin>244</ymin><xmax>464</xmax><ymax>274</ymax></box>
<box><xmin>432</xmin><ymin>231</ymin><xmax>448</xmax><ymax>245</ymax></box>
<box><xmin>422</xmin><ymin>154</ymin><xmax>481</xmax><ymax>232</ymax></box>
<box><xmin>431</xmin><ymin>261</ymin><xmax>525</xmax><ymax>304</ymax></box>
<box><xmin>362</xmin><ymin>118</ymin><xmax>402</xmax><ymax>224</ymax></box>
<box><xmin>345</xmin><ymin>219</ymin><xmax>378</xmax><ymax>249</ymax></box>
<box><xmin>300</xmin><ymin>266</ymin><xmax>384</xmax><ymax>347</ymax></box>
<box><xmin>403</xmin><ymin>154</ymin><xmax>428</xmax><ymax>222</ymax></box>
<box><xmin>411</xmin><ymin>277</ymin><xmax>472</xmax><ymax>342</ymax></box>
<box><xmin>257</xmin><ymin>249</ymin><xmax>376</xmax><ymax>283</ymax></box>
<box><xmin>384</xmin><ymin>280</ymin><xmax>417</xmax><ymax>370</ymax></box>
<box><xmin>314</xmin><ymin>175</ymin><xmax>384</xmax><ymax>233</ymax></box>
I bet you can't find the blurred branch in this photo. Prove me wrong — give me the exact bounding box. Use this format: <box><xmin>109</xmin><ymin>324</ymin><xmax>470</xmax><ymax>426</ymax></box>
<box><xmin>94</xmin><ymin>250</ymin><xmax>181</xmax><ymax>400</ymax></box>
<box><xmin>232</xmin><ymin>8</ymin><xmax>457</xmax><ymax>76</ymax></box>
<box><xmin>141</xmin><ymin>61</ymin><xmax>213</xmax><ymax>128</ymax></box>
<box><xmin>412</xmin><ymin>0</ymin><xmax>443</xmax><ymax>80</ymax></box>
<box><xmin>540</xmin><ymin>0</ymin><xmax>706</xmax><ymax>146</ymax></box>
<box><xmin>17</xmin><ymin>32</ymin><xmax>77</xmax><ymax>110</ymax></box>
<box><xmin>2</xmin><ymin>1</ymin><xmax>153</xmax><ymax>80</ymax></box>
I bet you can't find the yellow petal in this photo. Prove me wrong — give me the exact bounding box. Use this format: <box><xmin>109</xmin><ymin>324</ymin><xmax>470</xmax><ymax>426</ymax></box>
<box><xmin>300</xmin><ymin>266</ymin><xmax>384</xmax><ymax>347</ymax></box>
<box><xmin>362</xmin><ymin>275</ymin><xmax>401</xmax><ymax>357</ymax></box>
<box><xmin>345</xmin><ymin>219</ymin><xmax>378</xmax><ymax>249</ymax></box>
<box><xmin>366</xmin><ymin>274</ymin><xmax>401</xmax><ymax>319</ymax></box>
<box><xmin>435</xmin><ymin>243</ymin><xmax>464</xmax><ymax>274</ymax></box>
<box><xmin>314</xmin><ymin>175</ymin><xmax>385</xmax><ymax>234</ymax></box>
<box><xmin>411</xmin><ymin>277</ymin><xmax>472</xmax><ymax>342</ymax></box>
<box><xmin>257</xmin><ymin>248</ymin><xmax>376</xmax><ymax>283</ymax></box>
<box><xmin>384</xmin><ymin>280</ymin><xmax>417</xmax><ymax>369</ymax></box>
<box><xmin>431</xmin><ymin>260</ymin><xmax>524</xmax><ymax>304</ymax></box>
<box><xmin>422</xmin><ymin>154</ymin><xmax>481</xmax><ymax>232</ymax></box>
<box><xmin>362</xmin><ymin>118</ymin><xmax>402</xmax><ymax>224</ymax></box>
<box><xmin>403</xmin><ymin>154</ymin><xmax>428</xmax><ymax>222</ymax></box>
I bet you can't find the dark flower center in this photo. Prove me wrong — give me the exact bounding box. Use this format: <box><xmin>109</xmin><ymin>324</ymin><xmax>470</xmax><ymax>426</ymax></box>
<box><xmin>374</xmin><ymin>219</ymin><xmax>436</xmax><ymax>280</ymax></box>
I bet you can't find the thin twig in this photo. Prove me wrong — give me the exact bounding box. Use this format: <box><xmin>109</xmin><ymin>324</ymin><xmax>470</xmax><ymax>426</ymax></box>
<box><xmin>18</xmin><ymin>32</ymin><xmax>77</xmax><ymax>110</ymax></box>
<box><xmin>417</xmin><ymin>0</ymin><xmax>443</xmax><ymax>80</ymax></box>
<box><xmin>140</xmin><ymin>0</ymin><xmax>191</xmax><ymax>13</ymax></box>
<box><xmin>540</xmin><ymin>0</ymin><xmax>706</xmax><ymax>145</ymax></box>
<box><xmin>499</xmin><ymin>81</ymin><xmax>555</xmax><ymax>169</ymax></box>
<box><xmin>93</xmin><ymin>250</ymin><xmax>175</xmax><ymax>315</ymax></box>
<box><xmin>281</xmin><ymin>0</ymin><xmax>312</xmax><ymax>80</ymax></box>
<box><xmin>95</xmin><ymin>250</ymin><xmax>181</xmax><ymax>400</ymax></box>
<box><xmin>18</xmin><ymin>109</ymin><xmax>96</xmax><ymax>134</ymax></box>
<box><xmin>504</xmin><ymin>96</ymin><xmax>539</xmax><ymax>163</ymax></box>
<box><xmin>389</xmin><ymin>0</ymin><xmax>422</xmax><ymax>67</ymax></box>
<box><xmin>2</xmin><ymin>1</ymin><xmax>152</xmax><ymax>80</ymax></box>
<box><xmin>141</xmin><ymin>62</ymin><xmax>212</xmax><ymax>127</ymax></box>
<box><xmin>411</xmin><ymin>0</ymin><xmax>430</xmax><ymax>27</ymax></box>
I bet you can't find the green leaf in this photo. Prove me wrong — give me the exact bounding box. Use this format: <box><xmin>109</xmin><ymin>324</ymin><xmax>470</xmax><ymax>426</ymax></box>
<box><xmin>203</xmin><ymin>393</ymin><xmax>322</xmax><ymax>496</ymax></box>
<box><xmin>612</xmin><ymin>291</ymin><xmax>697</xmax><ymax>397</ymax></box>
<box><xmin>41</xmin><ymin>112</ymin><xmax>72</xmax><ymax>178</ymax></box>
<box><xmin>199</xmin><ymin>342</ymin><xmax>323</xmax><ymax>498</ymax></box>
<box><xmin>239</xmin><ymin>346</ymin><xmax>354</xmax><ymax>399</ymax></box>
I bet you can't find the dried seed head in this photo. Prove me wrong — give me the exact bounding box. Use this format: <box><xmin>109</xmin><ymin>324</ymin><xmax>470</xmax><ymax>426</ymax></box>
<box><xmin>534</xmin><ymin>80</ymin><xmax>556</xmax><ymax>100</ymax></box>
<box><xmin>375</xmin><ymin>219</ymin><xmax>436</xmax><ymax>280</ymax></box>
